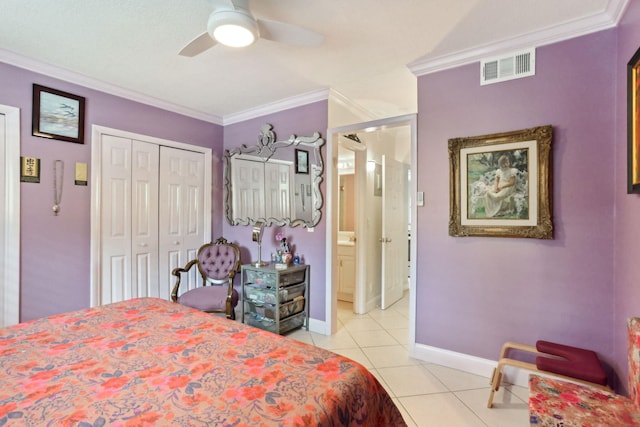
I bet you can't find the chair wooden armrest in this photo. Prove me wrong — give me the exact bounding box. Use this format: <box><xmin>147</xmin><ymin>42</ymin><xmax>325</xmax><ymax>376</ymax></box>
<box><xmin>171</xmin><ymin>259</ymin><xmax>198</xmax><ymax>301</ymax></box>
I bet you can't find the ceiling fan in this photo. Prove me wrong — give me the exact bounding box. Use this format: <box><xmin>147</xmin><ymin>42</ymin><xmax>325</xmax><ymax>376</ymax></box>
<box><xmin>179</xmin><ymin>0</ymin><xmax>325</xmax><ymax>57</ymax></box>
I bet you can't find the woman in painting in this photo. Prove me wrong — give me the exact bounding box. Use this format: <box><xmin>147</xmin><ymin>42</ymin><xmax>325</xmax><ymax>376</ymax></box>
<box><xmin>484</xmin><ymin>154</ymin><xmax>518</xmax><ymax>217</ymax></box>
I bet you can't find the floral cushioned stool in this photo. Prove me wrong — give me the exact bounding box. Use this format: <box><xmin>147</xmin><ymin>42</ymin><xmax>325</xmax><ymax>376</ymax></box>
<box><xmin>528</xmin><ymin>317</ymin><xmax>640</xmax><ymax>426</ymax></box>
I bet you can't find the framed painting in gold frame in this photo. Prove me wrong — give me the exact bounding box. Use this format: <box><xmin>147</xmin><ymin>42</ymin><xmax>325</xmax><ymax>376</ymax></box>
<box><xmin>448</xmin><ymin>125</ymin><xmax>553</xmax><ymax>239</ymax></box>
<box><xmin>628</xmin><ymin>47</ymin><xmax>640</xmax><ymax>193</ymax></box>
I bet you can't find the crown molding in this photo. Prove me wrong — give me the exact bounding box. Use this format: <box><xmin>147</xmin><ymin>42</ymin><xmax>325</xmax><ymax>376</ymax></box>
<box><xmin>408</xmin><ymin>0</ymin><xmax>629</xmax><ymax>76</ymax></box>
<box><xmin>0</xmin><ymin>49</ymin><xmax>331</xmax><ymax>126</ymax></box>
<box><xmin>0</xmin><ymin>47</ymin><xmax>385</xmax><ymax>128</ymax></box>
<box><xmin>0</xmin><ymin>48</ymin><xmax>224</xmax><ymax>125</ymax></box>
<box><xmin>222</xmin><ymin>87</ymin><xmax>330</xmax><ymax>125</ymax></box>
<box><xmin>328</xmin><ymin>89</ymin><xmax>379</xmax><ymax>122</ymax></box>
<box><xmin>609</xmin><ymin>0</ymin><xmax>631</xmax><ymax>25</ymax></box>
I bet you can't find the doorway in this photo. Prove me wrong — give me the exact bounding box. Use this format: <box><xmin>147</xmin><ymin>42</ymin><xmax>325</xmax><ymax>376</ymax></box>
<box><xmin>336</xmin><ymin>140</ymin><xmax>364</xmax><ymax>305</ymax></box>
<box><xmin>326</xmin><ymin>114</ymin><xmax>417</xmax><ymax>338</ymax></box>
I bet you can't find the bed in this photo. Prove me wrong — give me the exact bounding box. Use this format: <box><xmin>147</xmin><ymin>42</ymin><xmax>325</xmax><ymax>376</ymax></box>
<box><xmin>0</xmin><ymin>298</ymin><xmax>405</xmax><ymax>426</ymax></box>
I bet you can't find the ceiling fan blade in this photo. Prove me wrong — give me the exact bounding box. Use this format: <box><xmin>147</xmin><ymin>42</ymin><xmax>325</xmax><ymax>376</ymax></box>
<box><xmin>213</xmin><ymin>0</ymin><xmax>244</xmax><ymax>11</ymax></box>
<box><xmin>227</xmin><ymin>0</ymin><xmax>249</xmax><ymax>10</ymax></box>
<box><xmin>256</xmin><ymin>19</ymin><xmax>324</xmax><ymax>46</ymax></box>
<box><xmin>179</xmin><ymin>32</ymin><xmax>217</xmax><ymax>57</ymax></box>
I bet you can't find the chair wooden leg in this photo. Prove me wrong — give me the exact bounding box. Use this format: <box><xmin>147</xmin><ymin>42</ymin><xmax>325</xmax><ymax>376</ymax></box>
<box><xmin>487</xmin><ymin>365</ymin><xmax>503</xmax><ymax>408</ymax></box>
<box><xmin>488</xmin><ymin>342</ymin><xmax>542</xmax><ymax>409</ymax></box>
<box><xmin>488</xmin><ymin>342</ymin><xmax>513</xmax><ymax>408</ymax></box>
<box><xmin>488</xmin><ymin>358</ymin><xmax>539</xmax><ymax>408</ymax></box>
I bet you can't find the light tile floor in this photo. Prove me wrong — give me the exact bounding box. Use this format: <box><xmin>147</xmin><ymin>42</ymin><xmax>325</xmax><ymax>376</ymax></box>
<box><xmin>285</xmin><ymin>293</ymin><xmax>530</xmax><ymax>426</ymax></box>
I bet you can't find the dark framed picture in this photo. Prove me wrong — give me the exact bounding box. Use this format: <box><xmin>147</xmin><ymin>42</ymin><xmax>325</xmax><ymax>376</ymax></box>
<box><xmin>448</xmin><ymin>125</ymin><xmax>553</xmax><ymax>239</ymax></box>
<box><xmin>32</xmin><ymin>84</ymin><xmax>85</xmax><ymax>144</ymax></box>
<box><xmin>628</xmin><ymin>47</ymin><xmax>640</xmax><ymax>193</ymax></box>
<box><xmin>295</xmin><ymin>149</ymin><xmax>309</xmax><ymax>174</ymax></box>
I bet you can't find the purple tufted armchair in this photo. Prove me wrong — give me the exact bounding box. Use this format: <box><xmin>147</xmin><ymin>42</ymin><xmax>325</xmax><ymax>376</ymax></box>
<box><xmin>171</xmin><ymin>237</ymin><xmax>241</xmax><ymax>319</ymax></box>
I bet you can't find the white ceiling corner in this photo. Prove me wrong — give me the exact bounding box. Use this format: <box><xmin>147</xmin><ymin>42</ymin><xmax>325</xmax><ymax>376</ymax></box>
<box><xmin>409</xmin><ymin>0</ymin><xmax>629</xmax><ymax>76</ymax></box>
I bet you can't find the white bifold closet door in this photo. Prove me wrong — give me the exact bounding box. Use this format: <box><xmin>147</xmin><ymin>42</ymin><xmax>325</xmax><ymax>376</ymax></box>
<box><xmin>264</xmin><ymin>161</ymin><xmax>292</xmax><ymax>220</ymax></box>
<box><xmin>100</xmin><ymin>135</ymin><xmax>205</xmax><ymax>304</ymax></box>
<box><xmin>231</xmin><ymin>156</ymin><xmax>292</xmax><ymax>221</ymax></box>
<box><xmin>158</xmin><ymin>145</ymin><xmax>206</xmax><ymax>299</ymax></box>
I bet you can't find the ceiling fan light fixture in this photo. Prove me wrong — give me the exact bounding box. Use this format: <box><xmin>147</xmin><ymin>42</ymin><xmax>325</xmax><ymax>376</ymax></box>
<box><xmin>214</xmin><ymin>24</ymin><xmax>255</xmax><ymax>47</ymax></box>
<box><xmin>208</xmin><ymin>10</ymin><xmax>258</xmax><ymax>48</ymax></box>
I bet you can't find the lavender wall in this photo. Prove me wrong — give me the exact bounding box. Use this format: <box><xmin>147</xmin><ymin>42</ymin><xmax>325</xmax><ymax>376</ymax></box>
<box><xmin>4</xmin><ymin>9</ymin><xmax>633</xmax><ymax>386</ymax></box>
<box><xmin>222</xmin><ymin>102</ymin><xmax>329</xmax><ymax>321</ymax></box>
<box><xmin>0</xmin><ymin>62</ymin><xmax>223</xmax><ymax>322</ymax></box>
<box><xmin>416</xmin><ymin>30</ymin><xmax>618</xmax><ymax>379</ymax></box>
<box><xmin>614</xmin><ymin>0</ymin><xmax>640</xmax><ymax>394</ymax></box>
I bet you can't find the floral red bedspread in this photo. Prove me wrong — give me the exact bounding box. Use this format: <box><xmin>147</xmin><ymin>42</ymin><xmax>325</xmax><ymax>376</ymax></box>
<box><xmin>0</xmin><ymin>298</ymin><xmax>405</xmax><ymax>426</ymax></box>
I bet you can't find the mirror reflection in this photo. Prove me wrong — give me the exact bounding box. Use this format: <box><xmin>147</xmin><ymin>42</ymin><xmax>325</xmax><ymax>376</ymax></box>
<box><xmin>339</xmin><ymin>174</ymin><xmax>355</xmax><ymax>231</ymax></box>
<box><xmin>338</xmin><ymin>147</ymin><xmax>355</xmax><ymax>232</ymax></box>
<box><xmin>224</xmin><ymin>124</ymin><xmax>325</xmax><ymax>228</ymax></box>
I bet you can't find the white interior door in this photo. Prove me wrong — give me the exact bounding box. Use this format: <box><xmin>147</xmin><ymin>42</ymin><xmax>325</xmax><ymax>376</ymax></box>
<box><xmin>381</xmin><ymin>155</ymin><xmax>407</xmax><ymax>309</ymax></box>
<box><xmin>0</xmin><ymin>106</ymin><xmax>19</xmax><ymax>327</ymax></box>
<box><xmin>0</xmin><ymin>113</ymin><xmax>5</xmax><ymax>326</ymax></box>
<box><xmin>159</xmin><ymin>146</ymin><xmax>205</xmax><ymax>300</ymax></box>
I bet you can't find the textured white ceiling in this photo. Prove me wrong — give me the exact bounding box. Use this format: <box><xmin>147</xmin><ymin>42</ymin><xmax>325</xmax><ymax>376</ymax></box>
<box><xmin>0</xmin><ymin>0</ymin><xmax>623</xmax><ymax>123</ymax></box>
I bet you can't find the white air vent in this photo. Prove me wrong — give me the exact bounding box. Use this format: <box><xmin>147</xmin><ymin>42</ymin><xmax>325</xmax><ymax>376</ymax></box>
<box><xmin>481</xmin><ymin>48</ymin><xmax>535</xmax><ymax>85</ymax></box>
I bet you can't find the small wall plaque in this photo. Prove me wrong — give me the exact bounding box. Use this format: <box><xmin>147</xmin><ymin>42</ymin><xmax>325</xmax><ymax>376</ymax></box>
<box><xmin>20</xmin><ymin>156</ymin><xmax>40</xmax><ymax>183</ymax></box>
<box><xmin>75</xmin><ymin>162</ymin><xmax>88</xmax><ymax>186</ymax></box>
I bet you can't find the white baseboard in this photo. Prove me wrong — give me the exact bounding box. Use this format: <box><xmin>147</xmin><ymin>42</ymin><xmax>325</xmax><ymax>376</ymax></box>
<box><xmin>308</xmin><ymin>318</ymin><xmax>327</xmax><ymax>335</ymax></box>
<box><xmin>306</xmin><ymin>324</ymin><xmax>532</xmax><ymax>388</ymax></box>
<box><xmin>410</xmin><ymin>342</ymin><xmax>530</xmax><ymax>388</ymax></box>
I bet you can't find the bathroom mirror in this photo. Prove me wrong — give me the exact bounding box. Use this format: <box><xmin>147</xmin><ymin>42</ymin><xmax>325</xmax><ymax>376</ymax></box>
<box><xmin>224</xmin><ymin>124</ymin><xmax>325</xmax><ymax>228</ymax></box>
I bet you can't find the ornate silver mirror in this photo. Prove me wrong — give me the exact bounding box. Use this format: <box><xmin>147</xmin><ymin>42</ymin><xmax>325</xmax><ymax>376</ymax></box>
<box><xmin>224</xmin><ymin>124</ymin><xmax>325</xmax><ymax>227</ymax></box>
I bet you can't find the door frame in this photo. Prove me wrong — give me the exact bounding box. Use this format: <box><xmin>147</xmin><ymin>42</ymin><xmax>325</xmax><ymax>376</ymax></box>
<box><xmin>0</xmin><ymin>104</ymin><xmax>20</xmax><ymax>326</ymax></box>
<box><xmin>325</xmin><ymin>114</ymin><xmax>417</xmax><ymax>340</ymax></box>
<box><xmin>90</xmin><ymin>125</ymin><xmax>212</xmax><ymax>307</ymax></box>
